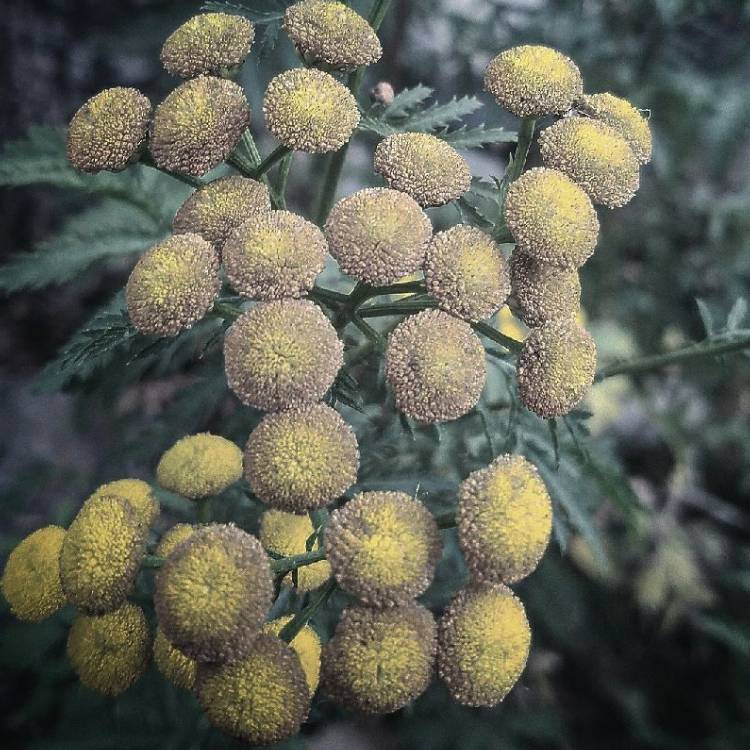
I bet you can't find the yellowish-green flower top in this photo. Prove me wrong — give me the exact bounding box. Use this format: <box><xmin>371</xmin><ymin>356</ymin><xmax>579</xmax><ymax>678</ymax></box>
<box><xmin>504</xmin><ymin>167</ymin><xmax>599</xmax><ymax>269</ymax></box>
<box><xmin>259</xmin><ymin>510</ymin><xmax>332</xmax><ymax>592</ymax></box>
<box><xmin>161</xmin><ymin>13</ymin><xmax>255</xmax><ymax>79</ymax></box>
<box><xmin>1</xmin><ymin>526</ymin><xmax>66</xmax><ymax>623</ymax></box>
<box><xmin>510</xmin><ymin>250</ymin><xmax>581</xmax><ymax>328</ymax></box>
<box><xmin>458</xmin><ymin>454</ymin><xmax>552</xmax><ymax>584</ymax></box>
<box><xmin>89</xmin><ymin>478</ymin><xmax>159</xmax><ymax>528</ymax></box>
<box><xmin>150</xmin><ymin>76</ymin><xmax>250</xmax><ymax>177</ymax></box>
<box><xmin>438</xmin><ymin>583</ymin><xmax>530</xmax><ymax>707</ymax></box>
<box><xmin>283</xmin><ymin>1</ymin><xmax>382</xmax><ymax>70</ymax></box>
<box><xmin>197</xmin><ymin>633</ymin><xmax>310</xmax><ymax>745</ymax></box>
<box><xmin>324</xmin><ymin>187</ymin><xmax>432</xmax><ymax>285</ymax></box>
<box><xmin>172</xmin><ymin>175</ymin><xmax>271</xmax><ymax>250</ymax></box>
<box><xmin>156</xmin><ymin>523</ymin><xmax>197</xmax><ymax>558</ymax></box>
<box><xmin>224</xmin><ymin>299</ymin><xmax>344</xmax><ymax>411</ymax></box>
<box><xmin>60</xmin><ymin>495</ymin><xmax>147</xmax><ymax>614</ymax></box>
<box><xmin>67</xmin><ymin>87</ymin><xmax>151</xmax><ymax>173</ymax></box>
<box><xmin>516</xmin><ymin>318</ymin><xmax>597</xmax><ymax>419</ymax></box>
<box><xmin>325</xmin><ymin>491</ymin><xmax>441</xmax><ymax>606</ymax></box>
<box><xmin>374</xmin><ymin>132</ymin><xmax>472</xmax><ymax>207</ymax></box>
<box><xmin>262</xmin><ymin>616</ymin><xmax>322</xmax><ymax>694</ymax></box>
<box><xmin>67</xmin><ymin>602</ymin><xmax>150</xmax><ymax>696</ymax></box>
<box><xmin>579</xmin><ymin>92</ymin><xmax>652</xmax><ymax>164</ymax></box>
<box><xmin>156</xmin><ymin>433</ymin><xmax>243</xmax><ymax>500</ymax></box>
<box><xmin>385</xmin><ymin>308</ymin><xmax>486</xmax><ymax>423</ymax></box>
<box><xmin>263</xmin><ymin>68</ymin><xmax>359</xmax><ymax>153</ymax></box>
<box><xmin>425</xmin><ymin>225</ymin><xmax>511</xmax><ymax>322</ymax></box>
<box><xmin>223</xmin><ymin>210</ymin><xmax>327</xmax><ymax>300</ymax></box>
<box><xmin>246</xmin><ymin>403</ymin><xmax>359</xmax><ymax>513</ymax></box>
<box><xmin>321</xmin><ymin>603</ymin><xmax>436</xmax><ymax>714</ymax></box>
<box><xmin>153</xmin><ymin>627</ymin><xmax>197</xmax><ymax>691</ymax></box>
<box><xmin>484</xmin><ymin>45</ymin><xmax>582</xmax><ymax>118</ymax></box>
<box><xmin>154</xmin><ymin>524</ymin><xmax>273</xmax><ymax>662</ymax></box>
<box><xmin>538</xmin><ymin>117</ymin><xmax>640</xmax><ymax>208</ymax></box>
<box><xmin>126</xmin><ymin>233</ymin><xmax>220</xmax><ymax>337</ymax></box>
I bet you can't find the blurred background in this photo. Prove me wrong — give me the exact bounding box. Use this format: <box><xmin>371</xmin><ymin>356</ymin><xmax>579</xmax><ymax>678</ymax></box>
<box><xmin>1</xmin><ymin>1</ymin><xmax>749</xmax><ymax>748</ymax></box>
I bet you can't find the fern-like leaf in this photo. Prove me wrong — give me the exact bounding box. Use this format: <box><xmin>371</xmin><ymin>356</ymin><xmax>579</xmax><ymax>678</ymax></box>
<box><xmin>440</xmin><ymin>125</ymin><xmax>517</xmax><ymax>148</ymax></box>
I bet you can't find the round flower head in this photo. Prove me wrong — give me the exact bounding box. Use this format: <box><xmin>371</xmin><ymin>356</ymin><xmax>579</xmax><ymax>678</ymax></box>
<box><xmin>224</xmin><ymin>210</ymin><xmax>327</xmax><ymax>299</ymax></box>
<box><xmin>224</xmin><ymin>299</ymin><xmax>343</xmax><ymax>411</ymax></box>
<box><xmin>374</xmin><ymin>132</ymin><xmax>471</xmax><ymax>207</ymax></box>
<box><xmin>484</xmin><ymin>45</ymin><xmax>582</xmax><ymax>118</ymax></box>
<box><xmin>126</xmin><ymin>233</ymin><xmax>220</xmax><ymax>337</ymax></box>
<box><xmin>262</xmin><ymin>616</ymin><xmax>322</xmax><ymax>694</ymax></box>
<box><xmin>60</xmin><ymin>495</ymin><xmax>147</xmax><ymax>614</ymax></box>
<box><xmin>538</xmin><ymin>117</ymin><xmax>640</xmax><ymax>208</ymax></box>
<box><xmin>458</xmin><ymin>454</ymin><xmax>552</xmax><ymax>584</ymax></box>
<box><xmin>154</xmin><ymin>524</ymin><xmax>273</xmax><ymax>662</ymax></box>
<box><xmin>154</xmin><ymin>627</ymin><xmax>197</xmax><ymax>691</ymax></box>
<box><xmin>438</xmin><ymin>583</ymin><xmax>530</xmax><ymax>707</ymax></box>
<box><xmin>89</xmin><ymin>479</ymin><xmax>159</xmax><ymax>528</ymax></box>
<box><xmin>385</xmin><ymin>308</ymin><xmax>486</xmax><ymax>423</ymax></box>
<box><xmin>156</xmin><ymin>523</ymin><xmax>197</xmax><ymax>558</ymax></box>
<box><xmin>246</xmin><ymin>404</ymin><xmax>358</xmax><ymax>513</ymax></box>
<box><xmin>321</xmin><ymin>603</ymin><xmax>436</xmax><ymax>714</ymax></box>
<box><xmin>1</xmin><ymin>526</ymin><xmax>66</xmax><ymax>623</ymax></box>
<box><xmin>150</xmin><ymin>76</ymin><xmax>250</xmax><ymax>177</ymax></box>
<box><xmin>504</xmin><ymin>167</ymin><xmax>599</xmax><ymax>269</ymax></box>
<box><xmin>283</xmin><ymin>0</ymin><xmax>382</xmax><ymax>70</ymax></box>
<box><xmin>156</xmin><ymin>433</ymin><xmax>243</xmax><ymax>500</ymax></box>
<box><xmin>425</xmin><ymin>225</ymin><xmax>510</xmax><ymax>322</ymax></box>
<box><xmin>172</xmin><ymin>176</ymin><xmax>271</xmax><ymax>250</ymax></box>
<box><xmin>259</xmin><ymin>510</ymin><xmax>331</xmax><ymax>592</ymax></box>
<box><xmin>325</xmin><ymin>491</ymin><xmax>441</xmax><ymax>606</ymax></box>
<box><xmin>67</xmin><ymin>87</ymin><xmax>151</xmax><ymax>173</ymax></box>
<box><xmin>67</xmin><ymin>603</ymin><xmax>150</xmax><ymax>696</ymax></box>
<box><xmin>197</xmin><ymin>633</ymin><xmax>310</xmax><ymax>745</ymax></box>
<box><xmin>264</xmin><ymin>68</ymin><xmax>359</xmax><ymax>153</ymax></box>
<box><xmin>510</xmin><ymin>250</ymin><xmax>581</xmax><ymax>328</ymax></box>
<box><xmin>579</xmin><ymin>92</ymin><xmax>652</xmax><ymax>164</ymax></box>
<box><xmin>516</xmin><ymin>318</ymin><xmax>597</xmax><ymax>418</ymax></box>
<box><xmin>161</xmin><ymin>13</ymin><xmax>255</xmax><ymax>79</ymax></box>
<box><xmin>324</xmin><ymin>188</ymin><xmax>432</xmax><ymax>285</ymax></box>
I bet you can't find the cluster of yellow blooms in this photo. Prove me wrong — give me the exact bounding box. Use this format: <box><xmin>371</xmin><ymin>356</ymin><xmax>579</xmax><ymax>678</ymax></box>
<box><xmin>4</xmin><ymin>2</ymin><xmax>652</xmax><ymax>745</ymax></box>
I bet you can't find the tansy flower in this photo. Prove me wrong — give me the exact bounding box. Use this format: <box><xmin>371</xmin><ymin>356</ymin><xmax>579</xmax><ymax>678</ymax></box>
<box><xmin>156</xmin><ymin>433</ymin><xmax>243</xmax><ymax>500</ymax></box>
<box><xmin>67</xmin><ymin>87</ymin><xmax>151</xmax><ymax>173</ymax></box>
<box><xmin>321</xmin><ymin>603</ymin><xmax>436</xmax><ymax>713</ymax></box>
<box><xmin>325</xmin><ymin>491</ymin><xmax>441</xmax><ymax>606</ymax></box>
<box><xmin>223</xmin><ymin>299</ymin><xmax>343</xmax><ymax>411</ymax></box>
<box><xmin>425</xmin><ymin>225</ymin><xmax>511</xmax><ymax>322</ymax></box>
<box><xmin>1</xmin><ymin>526</ymin><xmax>66</xmax><ymax>622</ymax></box>
<box><xmin>259</xmin><ymin>510</ymin><xmax>332</xmax><ymax>592</ymax></box>
<box><xmin>88</xmin><ymin>478</ymin><xmax>159</xmax><ymax>527</ymax></box>
<box><xmin>438</xmin><ymin>583</ymin><xmax>531</xmax><ymax>707</ymax></box>
<box><xmin>504</xmin><ymin>167</ymin><xmax>599</xmax><ymax>269</ymax></box>
<box><xmin>155</xmin><ymin>523</ymin><xmax>196</xmax><ymax>558</ymax></box>
<box><xmin>161</xmin><ymin>13</ymin><xmax>255</xmax><ymax>79</ymax></box>
<box><xmin>516</xmin><ymin>318</ymin><xmax>597</xmax><ymax>418</ymax></box>
<box><xmin>125</xmin><ymin>233</ymin><xmax>220</xmax><ymax>337</ymax></box>
<box><xmin>223</xmin><ymin>210</ymin><xmax>327</xmax><ymax>300</ymax></box>
<box><xmin>325</xmin><ymin>188</ymin><xmax>432</xmax><ymax>285</ymax></box>
<box><xmin>154</xmin><ymin>524</ymin><xmax>273</xmax><ymax>662</ymax></box>
<box><xmin>385</xmin><ymin>309</ymin><xmax>486</xmax><ymax>423</ymax></box>
<box><xmin>263</xmin><ymin>68</ymin><xmax>359</xmax><ymax>153</ymax></box>
<box><xmin>262</xmin><ymin>616</ymin><xmax>322</xmax><ymax>694</ymax></box>
<box><xmin>150</xmin><ymin>76</ymin><xmax>250</xmax><ymax>177</ymax></box>
<box><xmin>538</xmin><ymin>117</ymin><xmax>640</xmax><ymax>208</ymax></box>
<box><xmin>458</xmin><ymin>454</ymin><xmax>552</xmax><ymax>583</ymax></box>
<box><xmin>374</xmin><ymin>132</ymin><xmax>471</xmax><ymax>207</ymax></box>
<box><xmin>153</xmin><ymin>627</ymin><xmax>197</xmax><ymax>691</ymax></box>
<box><xmin>67</xmin><ymin>603</ymin><xmax>150</xmax><ymax>696</ymax></box>
<box><xmin>484</xmin><ymin>45</ymin><xmax>582</xmax><ymax>118</ymax></box>
<box><xmin>197</xmin><ymin>633</ymin><xmax>310</xmax><ymax>745</ymax></box>
<box><xmin>283</xmin><ymin>1</ymin><xmax>382</xmax><ymax>70</ymax></box>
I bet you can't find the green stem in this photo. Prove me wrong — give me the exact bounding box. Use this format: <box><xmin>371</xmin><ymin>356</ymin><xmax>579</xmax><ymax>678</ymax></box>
<box><xmin>352</xmin><ymin>312</ymin><xmax>384</xmax><ymax>348</ymax></box>
<box><xmin>279</xmin><ymin>579</ymin><xmax>337</xmax><ymax>643</ymax></box>
<box><xmin>595</xmin><ymin>332</ymin><xmax>750</xmax><ymax>382</ymax></box>
<box><xmin>472</xmin><ymin>320</ymin><xmax>523</xmax><ymax>354</ymax></box>
<box><xmin>197</xmin><ymin>497</ymin><xmax>212</xmax><ymax>523</ymax></box>
<box><xmin>141</xmin><ymin>155</ymin><xmax>204</xmax><ymax>189</ymax></box>
<box><xmin>308</xmin><ymin>285</ymin><xmax>349</xmax><ymax>308</ymax></box>
<box><xmin>142</xmin><ymin>554</ymin><xmax>166</xmax><ymax>569</ymax></box>
<box><xmin>253</xmin><ymin>144</ymin><xmax>291</xmax><ymax>178</ymax></box>
<box><xmin>213</xmin><ymin>301</ymin><xmax>244</xmax><ymax>320</ymax></box>
<box><xmin>505</xmin><ymin>116</ymin><xmax>536</xmax><ymax>184</ymax></box>
<box><xmin>270</xmin><ymin>548</ymin><xmax>327</xmax><ymax>575</ymax></box>
<box><xmin>358</xmin><ymin>299</ymin><xmax>438</xmax><ymax>318</ymax></box>
<box><xmin>275</xmin><ymin>153</ymin><xmax>294</xmax><ymax>210</ymax></box>
<box><xmin>434</xmin><ymin>512</ymin><xmax>456</xmax><ymax>529</ymax></box>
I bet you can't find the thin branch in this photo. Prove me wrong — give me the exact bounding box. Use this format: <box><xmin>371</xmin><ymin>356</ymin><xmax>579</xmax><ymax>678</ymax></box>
<box><xmin>270</xmin><ymin>548</ymin><xmax>327</xmax><ymax>575</ymax></box>
<box><xmin>278</xmin><ymin>578</ymin><xmax>337</xmax><ymax>643</ymax></box>
<box><xmin>472</xmin><ymin>320</ymin><xmax>523</xmax><ymax>354</ymax></box>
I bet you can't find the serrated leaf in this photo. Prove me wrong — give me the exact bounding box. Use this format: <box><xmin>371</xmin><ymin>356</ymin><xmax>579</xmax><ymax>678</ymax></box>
<box><xmin>438</xmin><ymin>125</ymin><xmax>517</xmax><ymax>148</ymax></box>
<box><xmin>357</xmin><ymin>115</ymin><xmax>399</xmax><ymax>137</ymax></box>
<box><xmin>400</xmin><ymin>95</ymin><xmax>483</xmax><ymax>132</ymax></box>
<box><xmin>383</xmin><ymin>84</ymin><xmax>434</xmax><ymax>117</ymax></box>
<box><xmin>200</xmin><ymin>0</ymin><xmax>287</xmax><ymax>23</ymax></box>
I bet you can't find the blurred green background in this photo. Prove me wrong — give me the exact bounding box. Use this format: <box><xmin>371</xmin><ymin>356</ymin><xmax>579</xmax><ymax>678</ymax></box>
<box><xmin>1</xmin><ymin>1</ymin><xmax>749</xmax><ymax>748</ymax></box>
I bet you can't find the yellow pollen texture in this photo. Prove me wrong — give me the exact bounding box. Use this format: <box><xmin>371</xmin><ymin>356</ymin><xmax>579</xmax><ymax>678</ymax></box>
<box><xmin>89</xmin><ymin>478</ymin><xmax>159</xmax><ymax>527</ymax></box>
<box><xmin>262</xmin><ymin>616</ymin><xmax>322</xmax><ymax>693</ymax></box>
